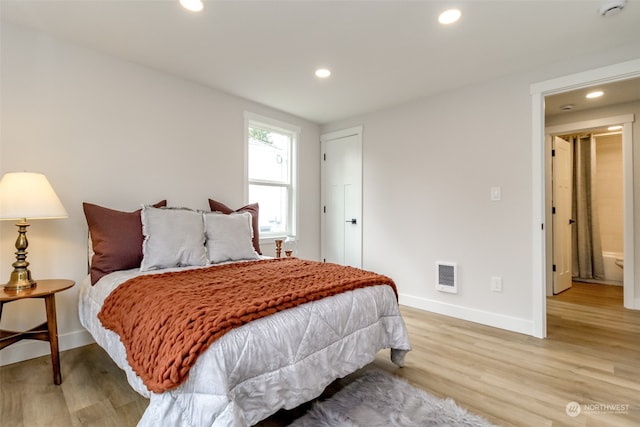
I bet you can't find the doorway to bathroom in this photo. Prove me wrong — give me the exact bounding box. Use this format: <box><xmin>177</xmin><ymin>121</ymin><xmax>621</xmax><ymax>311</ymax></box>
<box><xmin>546</xmin><ymin>115</ymin><xmax>631</xmax><ymax>304</ymax></box>
<box><xmin>555</xmin><ymin>130</ymin><xmax>624</xmax><ymax>290</ymax></box>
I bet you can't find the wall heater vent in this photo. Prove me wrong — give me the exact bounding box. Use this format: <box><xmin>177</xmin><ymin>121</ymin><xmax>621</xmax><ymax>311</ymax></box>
<box><xmin>436</xmin><ymin>261</ymin><xmax>458</xmax><ymax>293</ymax></box>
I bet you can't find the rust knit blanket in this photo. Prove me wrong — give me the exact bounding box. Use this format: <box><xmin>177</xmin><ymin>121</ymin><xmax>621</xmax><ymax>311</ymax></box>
<box><xmin>98</xmin><ymin>257</ymin><xmax>396</xmax><ymax>393</ymax></box>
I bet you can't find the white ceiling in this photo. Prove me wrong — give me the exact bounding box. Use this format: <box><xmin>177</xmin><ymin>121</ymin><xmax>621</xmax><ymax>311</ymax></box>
<box><xmin>2</xmin><ymin>0</ymin><xmax>640</xmax><ymax>124</ymax></box>
<box><xmin>546</xmin><ymin>76</ymin><xmax>640</xmax><ymax>117</ymax></box>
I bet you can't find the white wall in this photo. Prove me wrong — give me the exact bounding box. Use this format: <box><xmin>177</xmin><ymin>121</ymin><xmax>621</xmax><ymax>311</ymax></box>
<box><xmin>0</xmin><ymin>23</ymin><xmax>320</xmax><ymax>365</ymax></box>
<box><xmin>322</xmin><ymin>45</ymin><xmax>640</xmax><ymax>335</ymax></box>
<box><xmin>323</xmin><ymin>74</ymin><xmax>536</xmax><ymax>333</ymax></box>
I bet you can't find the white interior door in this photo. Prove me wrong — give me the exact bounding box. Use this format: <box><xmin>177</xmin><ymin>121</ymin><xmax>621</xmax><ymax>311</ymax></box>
<box><xmin>321</xmin><ymin>128</ymin><xmax>362</xmax><ymax>268</ymax></box>
<box><xmin>553</xmin><ymin>136</ymin><xmax>573</xmax><ymax>294</ymax></box>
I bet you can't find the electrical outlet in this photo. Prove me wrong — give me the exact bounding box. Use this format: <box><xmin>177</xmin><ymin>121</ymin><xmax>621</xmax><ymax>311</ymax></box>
<box><xmin>491</xmin><ymin>276</ymin><xmax>503</xmax><ymax>292</ymax></box>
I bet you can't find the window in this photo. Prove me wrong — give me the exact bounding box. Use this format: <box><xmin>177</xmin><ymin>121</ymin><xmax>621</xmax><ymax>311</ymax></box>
<box><xmin>245</xmin><ymin>113</ymin><xmax>298</xmax><ymax>240</ymax></box>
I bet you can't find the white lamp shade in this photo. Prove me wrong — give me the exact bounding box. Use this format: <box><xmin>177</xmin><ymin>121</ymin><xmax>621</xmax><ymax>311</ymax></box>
<box><xmin>0</xmin><ymin>172</ymin><xmax>68</xmax><ymax>220</ymax></box>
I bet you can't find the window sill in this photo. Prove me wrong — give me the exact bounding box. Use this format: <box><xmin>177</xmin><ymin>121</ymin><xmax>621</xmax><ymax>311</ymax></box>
<box><xmin>260</xmin><ymin>235</ymin><xmax>292</xmax><ymax>245</ymax></box>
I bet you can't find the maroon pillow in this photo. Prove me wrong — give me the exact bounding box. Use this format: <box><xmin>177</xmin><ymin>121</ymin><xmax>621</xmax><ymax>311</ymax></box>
<box><xmin>208</xmin><ymin>199</ymin><xmax>261</xmax><ymax>255</ymax></box>
<box><xmin>83</xmin><ymin>200</ymin><xmax>167</xmax><ymax>284</ymax></box>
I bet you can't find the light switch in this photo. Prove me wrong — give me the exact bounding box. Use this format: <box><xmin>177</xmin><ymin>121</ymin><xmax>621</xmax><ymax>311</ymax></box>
<box><xmin>490</xmin><ymin>186</ymin><xmax>501</xmax><ymax>201</ymax></box>
<box><xmin>491</xmin><ymin>276</ymin><xmax>503</xmax><ymax>292</ymax></box>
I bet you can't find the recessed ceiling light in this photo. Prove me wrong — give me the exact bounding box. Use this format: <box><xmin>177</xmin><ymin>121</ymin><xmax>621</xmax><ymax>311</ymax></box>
<box><xmin>560</xmin><ymin>104</ymin><xmax>574</xmax><ymax>111</ymax></box>
<box><xmin>586</xmin><ymin>90</ymin><xmax>604</xmax><ymax>99</ymax></box>
<box><xmin>438</xmin><ymin>9</ymin><xmax>461</xmax><ymax>25</ymax></box>
<box><xmin>180</xmin><ymin>0</ymin><xmax>203</xmax><ymax>12</ymax></box>
<box><xmin>608</xmin><ymin>125</ymin><xmax>623</xmax><ymax>131</ymax></box>
<box><xmin>315</xmin><ymin>69</ymin><xmax>331</xmax><ymax>78</ymax></box>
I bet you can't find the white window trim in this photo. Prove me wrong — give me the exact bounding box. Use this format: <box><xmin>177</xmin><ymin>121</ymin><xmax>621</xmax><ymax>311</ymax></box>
<box><xmin>244</xmin><ymin>111</ymin><xmax>300</xmax><ymax>242</ymax></box>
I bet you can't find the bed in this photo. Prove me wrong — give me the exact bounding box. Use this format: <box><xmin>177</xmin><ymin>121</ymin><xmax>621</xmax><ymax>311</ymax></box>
<box><xmin>79</xmin><ymin>201</ymin><xmax>411</xmax><ymax>426</ymax></box>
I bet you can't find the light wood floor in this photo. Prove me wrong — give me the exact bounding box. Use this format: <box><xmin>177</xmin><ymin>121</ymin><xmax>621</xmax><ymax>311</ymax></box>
<box><xmin>1</xmin><ymin>282</ymin><xmax>638</xmax><ymax>426</ymax></box>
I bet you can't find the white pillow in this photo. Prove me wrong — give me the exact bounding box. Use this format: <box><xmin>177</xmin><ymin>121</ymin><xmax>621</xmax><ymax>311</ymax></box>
<box><xmin>140</xmin><ymin>206</ymin><xmax>208</xmax><ymax>271</ymax></box>
<box><xmin>204</xmin><ymin>211</ymin><xmax>260</xmax><ymax>264</ymax></box>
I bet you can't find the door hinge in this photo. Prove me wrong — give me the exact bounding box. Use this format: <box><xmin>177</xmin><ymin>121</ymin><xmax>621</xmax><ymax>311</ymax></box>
<box><xmin>552</xmin><ymin>264</ymin><xmax>556</xmax><ymax>272</ymax></box>
<box><xmin>541</xmin><ymin>223</ymin><xmax>544</xmax><ymax>230</ymax></box>
<box><xmin>323</xmin><ymin>153</ymin><xmax>326</xmax><ymax>161</ymax></box>
<box><xmin>552</xmin><ymin>149</ymin><xmax>556</xmax><ymax>157</ymax></box>
<box><xmin>323</xmin><ymin>205</ymin><xmax>326</xmax><ymax>213</ymax></box>
<box><xmin>552</xmin><ymin>206</ymin><xmax>556</xmax><ymax>214</ymax></box>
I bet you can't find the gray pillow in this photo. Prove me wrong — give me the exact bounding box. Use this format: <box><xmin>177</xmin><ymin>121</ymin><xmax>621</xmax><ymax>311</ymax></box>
<box><xmin>140</xmin><ymin>206</ymin><xmax>208</xmax><ymax>271</ymax></box>
<box><xmin>204</xmin><ymin>212</ymin><xmax>260</xmax><ymax>264</ymax></box>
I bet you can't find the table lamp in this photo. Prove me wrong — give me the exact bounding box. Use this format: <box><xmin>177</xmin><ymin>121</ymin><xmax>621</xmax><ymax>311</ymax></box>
<box><xmin>0</xmin><ymin>172</ymin><xmax>68</xmax><ymax>291</ymax></box>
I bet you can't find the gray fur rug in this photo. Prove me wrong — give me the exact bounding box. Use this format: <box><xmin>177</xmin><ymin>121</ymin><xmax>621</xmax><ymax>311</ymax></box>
<box><xmin>290</xmin><ymin>370</ymin><xmax>495</xmax><ymax>427</ymax></box>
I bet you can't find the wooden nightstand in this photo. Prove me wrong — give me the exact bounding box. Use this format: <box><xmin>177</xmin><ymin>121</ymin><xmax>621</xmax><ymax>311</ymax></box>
<box><xmin>0</xmin><ymin>279</ymin><xmax>74</xmax><ymax>385</ymax></box>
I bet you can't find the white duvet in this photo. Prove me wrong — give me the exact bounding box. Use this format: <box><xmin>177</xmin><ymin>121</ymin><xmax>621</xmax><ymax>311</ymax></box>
<box><xmin>79</xmin><ymin>262</ymin><xmax>411</xmax><ymax>426</ymax></box>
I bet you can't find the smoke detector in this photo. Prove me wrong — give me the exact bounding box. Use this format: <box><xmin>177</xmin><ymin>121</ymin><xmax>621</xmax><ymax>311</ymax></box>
<box><xmin>599</xmin><ymin>0</ymin><xmax>626</xmax><ymax>16</ymax></box>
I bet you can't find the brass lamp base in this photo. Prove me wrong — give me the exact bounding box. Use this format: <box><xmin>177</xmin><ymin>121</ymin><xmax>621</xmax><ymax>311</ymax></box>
<box><xmin>3</xmin><ymin>269</ymin><xmax>37</xmax><ymax>291</ymax></box>
<box><xmin>3</xmin><ymin>219</ymin><xmax>38</xmax><ymax>291</ymax></box>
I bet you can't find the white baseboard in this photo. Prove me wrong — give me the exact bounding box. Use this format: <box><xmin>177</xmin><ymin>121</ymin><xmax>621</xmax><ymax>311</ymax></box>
<box><xmin>0</xmin><ymin>329</ymin><xmax>95</xmax><ymax>367</ymax></box>
<box><xmin>399</xmin><ymin>293</ymin><xmax>535</xmax><ymax>337</ymax></box>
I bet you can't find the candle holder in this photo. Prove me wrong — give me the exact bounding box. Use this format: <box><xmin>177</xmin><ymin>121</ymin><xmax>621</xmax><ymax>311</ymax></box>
<box><xmin>275</xmin><ymin>239</ymin><xmax>283</xmax><ymax>258</ymax></box>
<box><xmin>284</xmin><ymin>236</ymin><xmax>297</xmax><ymax>258</ymax></box>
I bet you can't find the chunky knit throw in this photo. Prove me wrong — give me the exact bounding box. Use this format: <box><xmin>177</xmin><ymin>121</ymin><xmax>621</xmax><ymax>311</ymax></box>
<box><xmin>98</xmin><ymin>258</ymin><xmax>396</xmax><ymax>393</ymax></box>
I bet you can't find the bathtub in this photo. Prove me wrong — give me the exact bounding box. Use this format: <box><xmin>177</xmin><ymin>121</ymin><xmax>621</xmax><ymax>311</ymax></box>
<box><xmin>602</xmin><ymin>251</ymin><xmax>624</xmax><ymax>284</ymax></box>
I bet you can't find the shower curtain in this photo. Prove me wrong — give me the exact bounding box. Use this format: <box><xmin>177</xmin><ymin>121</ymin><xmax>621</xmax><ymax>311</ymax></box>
<box><xmin>571</xmin><ymin>134</ymin><xmax>605</xmax><ymax>280</ymax></box>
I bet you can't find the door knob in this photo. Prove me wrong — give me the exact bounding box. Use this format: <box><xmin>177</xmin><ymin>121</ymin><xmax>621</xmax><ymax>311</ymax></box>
<box><xmin>569</xmin><ymin>219</ymin><xmax>576</xmax><ymax>224</ymax></box>
<box><xmin>345</xmin><ymin>218</ymin><xmax>357</xmax><ymax>224</ymax></box>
